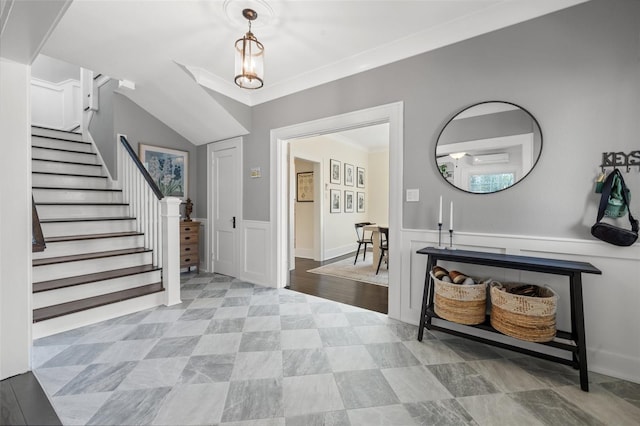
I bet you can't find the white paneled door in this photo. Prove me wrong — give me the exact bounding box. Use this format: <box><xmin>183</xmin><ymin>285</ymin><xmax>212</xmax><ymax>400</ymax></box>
<box><xmin>211</xmin><ymin>138</ymin><xmax>242</xmax><ymax>277</ymax></box>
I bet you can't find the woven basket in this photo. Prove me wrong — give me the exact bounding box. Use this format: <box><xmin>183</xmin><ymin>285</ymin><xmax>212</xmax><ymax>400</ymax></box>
<box><xmin>432</xmin><ymin>271</ymin><xmax>487</xmax><ymax>325</ymax></box>
<box><xmin>490</xmin><ymin>283</ymin><xmax>558</xmax><ymax>342</ymax></box>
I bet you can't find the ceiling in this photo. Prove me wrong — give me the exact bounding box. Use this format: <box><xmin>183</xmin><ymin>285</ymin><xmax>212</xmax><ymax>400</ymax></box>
<box><xmin>36</xmin><ymin>0</ymin><xmax>588</xmax><ymax>144</ymax></box>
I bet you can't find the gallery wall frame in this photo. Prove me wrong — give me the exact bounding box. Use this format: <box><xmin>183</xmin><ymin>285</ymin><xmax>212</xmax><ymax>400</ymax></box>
<box><xmin>330</xmin><ymin>189</ymin><xmax>341</xmax><ymax>213</ymax></box>
<box><xmin>344</xmin><ymin>190</ymin><xmax>354</xmax><ymax>213</ymax></box>
<box><xmin>139</xmin><ymin>143</ymin><xmax>189</xmax><ymax>199</ymax></box>
<box><xmin>296</xmin><ymin>172</ymin><xmax>314</xmax><ymax>202</ymax></box>
<box><xmin>357</xmin><ymin>167</ymin><xmax>365</xmax><ymax>188</ymax></box>
<box><xmin>344</xmin><ymin>163</ymin><xmax>354</xmax><ymax>186</ymax></box>
<box><xmin>357</xmin><ymin>191</ymin><xmax>365</xmax><ymax>212</ymax></box>
<box><xmin>330</xmin><ymin>159</ymin><xmax>341</xmax><ymax>184</ymax></box>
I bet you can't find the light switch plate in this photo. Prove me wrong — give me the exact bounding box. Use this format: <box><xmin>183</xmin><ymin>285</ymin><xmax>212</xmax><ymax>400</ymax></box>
<box><xmin>406</xmin><ymin>189</ymin><xmax>419</xmax><ymax>202</ymax></box>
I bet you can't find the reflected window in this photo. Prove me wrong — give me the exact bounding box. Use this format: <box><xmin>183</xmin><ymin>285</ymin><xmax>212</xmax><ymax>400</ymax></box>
<box><xmin>469</xmin><ymin>173</ymin><xmax>515</xmax><ymax>193</ymax></box>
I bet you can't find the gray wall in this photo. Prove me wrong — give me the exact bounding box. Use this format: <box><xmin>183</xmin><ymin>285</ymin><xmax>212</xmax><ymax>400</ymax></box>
<box><xmin>89</xmin><ymin>79</ymin><xmax>118</xmax><ymax>176</ymax></box>
<box><xmin>238</xmin><ymin>0</ymin><xmax>639</xmax><ymax>239</ymax></box>
<box><xmin>114</xmin><ymin>95</ymin><xmax>200</xmax><ymax>215</ymax></box>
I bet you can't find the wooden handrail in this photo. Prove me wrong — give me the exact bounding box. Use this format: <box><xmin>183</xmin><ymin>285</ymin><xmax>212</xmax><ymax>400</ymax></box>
<box><xmin>32</xmin><ymin>196</ymin><xmax>46</xmax><ymax>252</ymax></box>
<box><xmin>119</xmin><ymin>135</ymin><xmax>164</xmax><ymax>200</ymax></box>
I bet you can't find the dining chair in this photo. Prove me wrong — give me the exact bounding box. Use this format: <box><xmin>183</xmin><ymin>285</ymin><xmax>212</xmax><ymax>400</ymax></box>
<box><xmin>354</xmin><ymin>222</ymin><xmax>375</xmax><ymax>264</ymax></box>
<box><xmin>376</xmin><ymin>226</ymin><xmax>389</xmax><ymax>274</ymax></box>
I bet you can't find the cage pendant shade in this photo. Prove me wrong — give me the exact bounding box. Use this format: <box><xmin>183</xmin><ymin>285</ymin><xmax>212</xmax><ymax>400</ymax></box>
<box><xmin>234</xmin><ymin>29</ymin><xmax>264</xmax><ymax>89</ymax></box>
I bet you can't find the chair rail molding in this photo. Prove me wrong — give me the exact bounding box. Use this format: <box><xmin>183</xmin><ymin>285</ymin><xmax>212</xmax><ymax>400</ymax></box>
<box><xmin>400</xmin><ymin>227</ymin><xmax>640</xmax><ymax>383</ymax></box>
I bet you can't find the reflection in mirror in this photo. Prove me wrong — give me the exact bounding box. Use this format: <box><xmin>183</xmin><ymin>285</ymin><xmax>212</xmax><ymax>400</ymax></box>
<box><xmin>436</xmin><ymin>101</ymin><xmax>542</xmax><ymax>194</ymax></box>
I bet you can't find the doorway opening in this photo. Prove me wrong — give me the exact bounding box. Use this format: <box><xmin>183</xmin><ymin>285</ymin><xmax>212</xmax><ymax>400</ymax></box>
<box><xmin>287</xmin><ymin>125</ymin><xmax>390</xmax><ymax>312</ymax></box>
<box><xmin>270</xmin><ymin>102</ymin><xmax>403</xmax><ymax>319</ymax></box>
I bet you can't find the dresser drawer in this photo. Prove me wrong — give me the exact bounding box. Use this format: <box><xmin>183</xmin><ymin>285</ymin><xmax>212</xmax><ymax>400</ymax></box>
<box><xmin>180</xmin><ymin>253</ymin><xmax>199</xmax><ymax>267</ymax></box>
<box><xmin>181</xmin><ymin>243</ymin><xmax>198</xmax><ymax>256</ymax></box>
<box><xmin>180</xmin><ymin>233</ymin><xmax>198</xmax><ymax>244</ymax></box>
<box><xmin>179</xmin><ymin>221</ymin><xmax>200</xmax><ymax>272</ymax></box>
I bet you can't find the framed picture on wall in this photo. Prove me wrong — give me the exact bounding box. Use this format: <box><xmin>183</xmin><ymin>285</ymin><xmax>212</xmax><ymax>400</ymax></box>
<box><xmin>357</xmin><ymin>167</ymin><xmax>365</xmax><ymax>188</ymax></box>
<box><xmin>330</xmin><ymin>189</ymin><xmax>341</xmax><ymax>213</ymax></box>
<box><xmin>344</xmin><ymin>190</ymin><xmax>354</xmax><ymax>213</ymax></box>
<box><xmin>330</xmin><ymin>159</ymin><xmax>341</xmax><ymax>184</ymax></box>
<box><xmin>139</xmin><ymin>143</ymin><xmax>188</xmax><ymax>200</ymax></box>
<box><xmin>296</xmin><ymin>172</ymin><xmax>314</xmax><ymax>202</ymax></box>
<box><xmin>357</xmin><ymin>191</ymin><xmax>365</xmax><ymax>212</ymax></box>
<box><xmin>344</xmin><ymin>163</ymin><xmax>354</xmax><ymax>186</ymax></box>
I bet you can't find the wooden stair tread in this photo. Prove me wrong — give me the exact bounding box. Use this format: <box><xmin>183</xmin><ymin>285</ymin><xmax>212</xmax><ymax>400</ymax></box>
<box><xmin>33</xmin><ymin>283</ymin><xmax>164</xmax><ymax>322</ymax></box>
<box><xmin>40</xmin><ymin>217</ymin><xmax>134</xmax><ymax>223</ymax></box>
<box><xmin>36</xmin><ymin>202</ymin><xmax>128</xmax><ymax>206</ymax></box>
<box><xmin>32</xmin><ymin>126</ymin><xmax>84</xmax><ymax>137</ymax></box>
<box><xmin>31</xmin><ymin>158</ymin><xmax>102</xmax><ymax>166</ymax></box>
<box><xmin>46</xmin><ymin>232</ymin><xmax>143</xmax><ymax>243</ymax></box>
<box><xmin>33</xmin><ymin>186</ymin><xmax>121</xmax><ymax>192</ymax></box>
<box><xmin>33</xmin><ymin>264</ymin><xmax>161</xmax><ymax>292</ymax></box>
<box><xmin>33</xmin><ymin>247</ymin><xmax>151</xmax><ymax>266</ymax></box>
<box><xmin>32</xmin><ymin>145</ymin><xmax>97</xmax><ymax>155</ymax></box>
<box><xmin>32</xmin><ymin>171</ymin><xmax>108</xmax><ymax>179</ymax></box>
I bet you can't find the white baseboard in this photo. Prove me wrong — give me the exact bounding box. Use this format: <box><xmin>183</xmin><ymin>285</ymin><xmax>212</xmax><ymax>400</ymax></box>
<box><xmin>295</xmin><ymin>247</ymin><xmax>314</xmax><ymax>259</ymax></box>
<box><xmin>324</xmin><ymin>243</ymin><xmax>355</xmax><ymax>261</ymax></box>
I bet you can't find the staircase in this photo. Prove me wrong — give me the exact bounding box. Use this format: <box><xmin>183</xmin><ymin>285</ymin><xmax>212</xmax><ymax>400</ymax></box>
<box><xmin>31</xmin><ymin>126</ymin><xmax>165</xmax><ymax>338</ymax></box>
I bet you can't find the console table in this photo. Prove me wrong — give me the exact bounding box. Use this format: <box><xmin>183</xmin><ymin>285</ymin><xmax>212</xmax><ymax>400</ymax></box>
<box><xmin>417</xmin><ymin>247</ymin><xmax>601</xmax><ymax>391</ymax></box>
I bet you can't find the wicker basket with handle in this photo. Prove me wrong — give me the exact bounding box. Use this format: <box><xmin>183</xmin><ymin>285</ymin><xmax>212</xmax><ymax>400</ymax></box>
<box><xmin>490</xmin><ymin>282</ymin><xmax>558</xmax><ymax>342</ymax></box>
<box><xmin>432</xmin><ymin>271</ymin><xmax>487</xmax><ymax>325</ymax></box>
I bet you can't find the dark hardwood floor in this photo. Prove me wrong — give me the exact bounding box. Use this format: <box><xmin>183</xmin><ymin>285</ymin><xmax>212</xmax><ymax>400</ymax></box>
<box><xmin>287</xmin><ymin>252</ymin><xmax>388</xmax><ymax>314</ymax></box>
<box><xmin>0</xmin><ymin>372</ymin><xmax>60</xmax><ymax>425</ymax></box>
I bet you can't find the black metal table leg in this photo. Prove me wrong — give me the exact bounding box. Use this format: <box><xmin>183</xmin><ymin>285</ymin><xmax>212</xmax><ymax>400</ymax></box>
<box><xmin>570</xmin><ymin>272</ymin><xmax>589</xmax><ymax>391</ymax></box>
<box><xmin>418</xmin><ymin>255</ymin><xmax>435</xmax><ymax>341</ymax></box>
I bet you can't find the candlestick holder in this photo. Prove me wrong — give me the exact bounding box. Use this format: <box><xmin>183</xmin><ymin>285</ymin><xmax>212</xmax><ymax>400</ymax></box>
<box><xmin>437</xmin><ymin>223</ymin><xmax>445</xmax><ymax>249</ymax></box>
<box><xmin>446</xmin><ymin>229</ymin><xmax>457</xmax><ymax>250</ymax></box>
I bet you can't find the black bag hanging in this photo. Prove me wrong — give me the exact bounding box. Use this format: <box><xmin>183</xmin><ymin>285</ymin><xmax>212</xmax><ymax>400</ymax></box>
<box><xmin>591</xmin><ymin>169</ymin><xmax>638</xmax><ymax>246</ymax></box>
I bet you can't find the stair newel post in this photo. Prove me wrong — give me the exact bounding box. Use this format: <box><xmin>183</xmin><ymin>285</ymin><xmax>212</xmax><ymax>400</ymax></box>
<box><xmin>161</xmin><ymin>197</ymin><xmax>181</xmax><ymax>306</ymax></box>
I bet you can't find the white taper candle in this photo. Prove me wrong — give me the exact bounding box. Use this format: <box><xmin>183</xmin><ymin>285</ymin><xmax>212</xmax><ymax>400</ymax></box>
<box><xmin>449</xmin><ymin>201</ymin><xmax>453</xmax><ymax>231</ymax></box>
<box><xmin>438</xmin><ymin>196</ymin><xmax>443</xmax><ymax>224</ymax></box>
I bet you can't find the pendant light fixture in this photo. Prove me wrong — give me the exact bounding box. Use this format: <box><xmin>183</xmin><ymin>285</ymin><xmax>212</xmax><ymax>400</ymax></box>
<box><xmin>234</xmin><ymin>8</ymin><xmax>264</xmax><ymax>89</ymax></box>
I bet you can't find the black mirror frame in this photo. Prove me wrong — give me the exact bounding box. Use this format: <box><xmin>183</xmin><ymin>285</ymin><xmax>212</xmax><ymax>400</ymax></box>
<box><xmin>434</xmin><ymin>100</ymin><xmax>543</xmax><ymax>195</ymax></box>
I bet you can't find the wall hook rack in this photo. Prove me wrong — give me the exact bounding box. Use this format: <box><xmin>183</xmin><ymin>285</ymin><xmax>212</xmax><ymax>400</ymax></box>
<box><xmin>599</xmin><ymin>150</ymin><xmax>640</xmax><ymax>173</ymax></box>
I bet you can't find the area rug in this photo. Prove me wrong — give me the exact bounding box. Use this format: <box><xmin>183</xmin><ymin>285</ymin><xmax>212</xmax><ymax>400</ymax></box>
<box><xmin>307</xmin><ymin>255</ymin><xmax>389</xmax><ymax>287</ymax></box>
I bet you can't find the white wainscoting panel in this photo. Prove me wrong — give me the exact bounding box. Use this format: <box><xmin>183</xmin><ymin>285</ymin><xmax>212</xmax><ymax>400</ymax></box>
<box><xmin>242</xmin><ymin>220</ymin><xmax>272</xmax><ymax>287</ymax></box>
<box><xmin>400</xmin><ymin>229</ymin><xmax>640</xmax><ymax>383</ymax></box>
<box><xmin>31</xmin><ymin>78</ymin><xmax>81</xmax><ymax>131</ymax></box>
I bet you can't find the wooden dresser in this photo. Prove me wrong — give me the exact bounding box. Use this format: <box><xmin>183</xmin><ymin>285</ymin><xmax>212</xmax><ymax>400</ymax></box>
<box><xmin>179</xmin><ymin>221</ymin><xmax>200</xmax><ymax>272</ymax></box>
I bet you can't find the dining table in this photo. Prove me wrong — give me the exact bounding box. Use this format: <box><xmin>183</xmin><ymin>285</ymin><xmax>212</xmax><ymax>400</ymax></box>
<box><xmin>362</xmin><ymin>224</ymin><xmax>388</xmax><ymax>271</ymax></box>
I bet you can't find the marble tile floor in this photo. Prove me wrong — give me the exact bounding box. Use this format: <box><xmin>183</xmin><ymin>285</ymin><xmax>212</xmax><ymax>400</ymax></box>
<box><xmin>32</xmin><ymin>273</ymin><xmax>640</xmax><ymax>426</ymax></box>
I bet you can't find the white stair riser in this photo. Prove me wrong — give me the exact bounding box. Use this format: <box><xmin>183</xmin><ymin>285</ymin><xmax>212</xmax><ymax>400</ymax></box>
<box><xmin>33</xmin><ymin>270</ymin><xmax>162</xmax><ymax>309</ymax></box>
<box><xmin>32</xmin><ymin>128</ymin><xmax>84</xmax><ymax>142</ymax></box>
<box><xmin>32</xmin><ymin>173</ymin><xmax>110</xmax><ymax>189</ymax></box>
<box><xmin>32</xmin><ymin>291</ymin><xmax>165</xmax><ymax>339</ymax></box>
<box><xmin>33</xmin><ymin>235</ymin><xmax>144</xmax><ymax>260</ymax></box>
<box><xmin>36</xmin><ymin>204</ymin><xmax>129</xmax><ymax>220</ymax></box>
<box><xmin>32</xmin><ymin>136</ymin><xmax>93</xmax><ymax>153</ymax></box>
<box><xmin>33</xmin><ymin>188</ymin><xmax>122</xmax><ymax>203</ymax></box>
<box><xmin>32</xmin><ymin>147</ymin><xmax>99</xmax><ymax>164</ymax></box>
<box><xmin>33</xmin><ymin>252</ymin><xmax>152</xmax><ymax>282</ymax></box>
<box><xmin>32</xmin><ymin>160</ymin><xmax>104</xmax><ymax>176</ymax></box>
<box><xmin>41</xmin><ymin>219</ymin><xmax>136</xmax><ymax>237</ymax></box>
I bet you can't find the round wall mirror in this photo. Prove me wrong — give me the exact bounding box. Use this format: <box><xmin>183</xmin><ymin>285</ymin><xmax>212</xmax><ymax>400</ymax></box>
<box><xmin>435</xmin><ymin>101</ymin><xmax>542</xmax><ymax>194</ymax></box>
